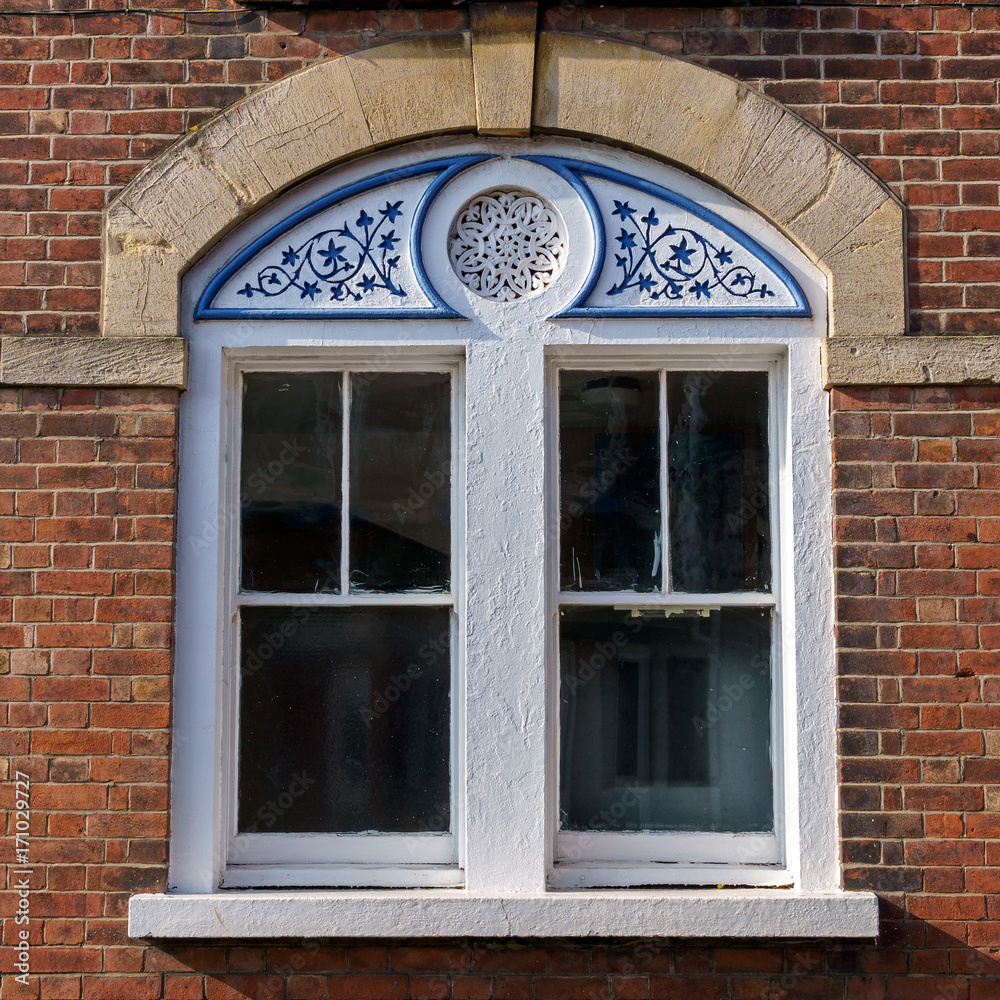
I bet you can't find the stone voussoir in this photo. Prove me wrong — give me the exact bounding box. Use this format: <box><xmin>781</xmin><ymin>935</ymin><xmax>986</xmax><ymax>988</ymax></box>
<box><xmin>825</xmin><ymin>198</ymin><xmax>907</xmax><ymax>339</ymax></box>
<box><xmin>102</xmin><ymin>202</ymin><xmax>184</xmax><ymax>340</ymax></box>
<box><xmin>471</xmin><ymin>2</ymin><xmax>538</xmax><ymax>136</ymax></box>
<box><xmin>345</xmin><ymin>32</ymin><xmax>477</xmax><ymax>147</ymax></box>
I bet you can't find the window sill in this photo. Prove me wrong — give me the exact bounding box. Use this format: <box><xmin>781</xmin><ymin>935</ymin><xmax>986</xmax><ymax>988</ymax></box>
<box><xmin>129</xmin><ymin>888</ymin><xmax>878</xmax><ymax>939</ymax></box>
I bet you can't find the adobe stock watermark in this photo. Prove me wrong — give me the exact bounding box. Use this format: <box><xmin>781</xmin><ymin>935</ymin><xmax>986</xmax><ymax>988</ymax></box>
<box><xmin>559</xmin><ymin>782</ymin><xmax>652</xmax><ymax>863</ymax></box>
<box><xmin>402</xmin><ymin>801</ymin><xmax>452</xmax><ymax>859</ymax></box>
<box><xmin>11</xmin><ymin>771</ymin><xmax>32</xmax><ymax>987</ymax></box>
<box><xmin>392</xmin><ymin>461</ymin><xmax>451</xmax><ymax>525</ymax></box>
<box><xmin>242</xmin><ymin>769</ymin><xmax>317</xmax><ymax>834</ymax></box>
<box><xmin>561</xmin><ymin>614</ymin><xmax>644</xmax><ymax>696</ymax></box>
<box><xmin>690</xmin><ymin>649</ymin><xmax>769</xmax><ymax>738</ymax></box>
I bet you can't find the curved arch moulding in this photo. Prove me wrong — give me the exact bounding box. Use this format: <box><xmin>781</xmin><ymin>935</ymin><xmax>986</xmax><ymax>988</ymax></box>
<box><xmin>194</xmin><ymin>145</ymin><xmax>810</xmax><ymax>324</ymax></box>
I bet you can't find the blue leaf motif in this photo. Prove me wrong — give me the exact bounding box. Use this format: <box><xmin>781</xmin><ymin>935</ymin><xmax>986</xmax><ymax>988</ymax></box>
<box><xmin>613</xmin><ymin>200</ymin><xmax>636</xmax><ymax>221</ymax></box>
<box><xmin>233</xmin><ymin>199</ymin><xmax>408</xmax><ymax>306</ymax></box>
<box><xmin>381</xmin><ymin>200</ymin><xmax>403</xmax><ymax>222</ymax></box>
<box><xmin>670</xmin><ymin>237</ymin><xmax>695</xmax><ymax>267</ymax></box>
<box><xmin>318</xmin><ymin>239</ymin><xmax>346</xmax><ymax>265</ymax></box>
<box><xmin>617</xmin><ymin>230</ymin><xmax>637</xmax><ymax>251</ymax></box>
<box><xmin>604</xmin><ymin>195</ymin><xmax>781</xmax><ymax>308</ymax></box>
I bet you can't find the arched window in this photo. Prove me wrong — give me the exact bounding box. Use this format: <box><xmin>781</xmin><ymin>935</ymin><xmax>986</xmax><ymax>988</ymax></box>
<box><xmin>120</xmin><ymin>27</ymin><xmax>899</xmax><ymax>939</ymax></box>
<box><xmin>133</xmin><ymin>135</ymin><xmax>875</xmax><ymax>936</ymax></box>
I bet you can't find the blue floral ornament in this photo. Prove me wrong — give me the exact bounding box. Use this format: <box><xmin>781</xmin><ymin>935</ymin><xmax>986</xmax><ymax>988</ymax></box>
<box><xmin>606</xmin><ymin>197</ymin><xmax>778</xmax><ymax>305</ymax></box>
<box><xmin>235</xmin><ymin>199</ymin><xmax>409</xmax><ymax>305</ymax></box>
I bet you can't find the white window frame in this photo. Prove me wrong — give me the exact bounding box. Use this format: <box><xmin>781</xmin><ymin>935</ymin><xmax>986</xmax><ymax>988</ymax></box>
<box><xmin>547</xmin><ymin>349</ymin><xmax>787</xmax><ymax>888</ymax></box>
<box><xmin>221</xmin><ymin>352</ymin><xmax>465</xmax><ymax>889</ymax></box>
<box><xmin>130</xmin><ymin>136</ymin><xmax>878</xmax><ymax>939</ymax></box>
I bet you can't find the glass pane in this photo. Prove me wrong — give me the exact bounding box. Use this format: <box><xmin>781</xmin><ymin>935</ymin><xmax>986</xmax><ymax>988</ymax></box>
<box><xmin>238</xmin><ymin>606</ymin><xmax>451</xmax><ymax>834</ymax></box>
<box><xmin>350</xmin><ymin>372</ymin><xmax>451</xmax><ymax>593</ymax></box>
<box><xmin>559</xmin><ymin>371</ymin><xmax>660</xmax><ymax>592</ymax></box>
<box><xmin>241</xmin><ymin>373</ymin><xmax>342</xmax><ymax>594</ymax></box>
<box><xmin>559</xmin><ymin>606</ymin><xmax>773</xmax><ymax>834</ymax></box>
<box><xmin>667</xmin><ymin>371</ymin><xmax>770</xmax><ymax>593</ymax></box>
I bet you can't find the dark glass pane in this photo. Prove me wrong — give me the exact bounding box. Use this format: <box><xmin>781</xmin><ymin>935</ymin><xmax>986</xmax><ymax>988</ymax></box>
<box><xmin>241</xmin><ymin>373</ymin><xmax>342</xmax><ymax>594</ymax></box>
<box><xmin>559</xmin><ymin>606</ymin><xmax>773</xmax><ymax>833</ymax></box>
<box><xmin>667</xmin><ymin>371</ymin><xmax>770</xmax><ymax>593</ymax></box>
<box><xmin>238</xmin><ymin>606</ymin><xmax>451</xmax><ymax>834</ymax></box>
<box><xmin>350</xmin><ymin>372</ymin><xmax>451</xmax><ymax>593</ymax></box>
<box><xmin>559</xmin><ymin>371</ymin><xmax>660</xmax><ymax>592</ymax></box>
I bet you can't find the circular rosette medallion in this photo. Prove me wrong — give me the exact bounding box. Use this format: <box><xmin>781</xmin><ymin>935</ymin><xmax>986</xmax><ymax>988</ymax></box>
<box><xmin>448</xmin><ymin>189</ymin><xmax>567</xmax><ymax>301</ymax></box>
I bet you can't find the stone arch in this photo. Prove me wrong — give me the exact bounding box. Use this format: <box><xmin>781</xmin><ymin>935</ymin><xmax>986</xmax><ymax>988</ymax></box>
<box><xmin>101</xmin><ymin>27</ymin><xmax>903</xmax><ymax>345</ymax></box>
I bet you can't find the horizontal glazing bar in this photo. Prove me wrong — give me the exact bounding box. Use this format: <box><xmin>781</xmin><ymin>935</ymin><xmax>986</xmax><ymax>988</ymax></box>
<box><xmin>238</xmin><ymin>591</ymin><xmax>453</xmax><ymax>606</ymax></box>
<box><xmin>556</xmin><ymin>591</ymin><xmax>776</xmax><ymax>606</ymax></box>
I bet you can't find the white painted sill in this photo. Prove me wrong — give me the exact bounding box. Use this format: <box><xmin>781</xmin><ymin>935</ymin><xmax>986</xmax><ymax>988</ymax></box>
<box><xmin>129</xmin><ymin>889</ymin><xmax>878</xmax><ymax>939</ymax></box>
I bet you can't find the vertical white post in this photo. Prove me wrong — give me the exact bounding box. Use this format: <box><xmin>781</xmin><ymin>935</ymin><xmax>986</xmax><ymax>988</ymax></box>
<box><xmin>462</xmin><ymin>335</ymin><xmax>548</xmax><ymax>893</ymax></box>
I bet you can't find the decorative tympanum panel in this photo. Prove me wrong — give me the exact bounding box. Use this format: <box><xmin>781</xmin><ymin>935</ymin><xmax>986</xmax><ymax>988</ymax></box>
<box><xmin>196</xmin><ymin>147</ymin><xmax>809</xmax><ymax>321</ymax></box>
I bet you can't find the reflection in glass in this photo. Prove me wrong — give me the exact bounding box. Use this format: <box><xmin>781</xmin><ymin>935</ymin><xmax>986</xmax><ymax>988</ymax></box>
<box><xmin>350</xmin><ymin>372</ymin><xmax>451</xmax><ymax>593</ymax></box>
<box><xmin>559</xmin><ymin>371</ymin><xmax>660</xmax><ymax>592</ymax></box>
<box><xmin>559</xmin><ymin>606</ymin><xmax>773</xmax><ymax>833</ymax></box>
<box><xmin>239</xmin><ymin>606</ymin><xmax>451</xmax><ymax>833</ymax></box>
<box><xmin>668</xmin><ymin>371</ymin><xmax>770</xmax><ymax>593</ymax></box>
<box><xmin>241</xmin><ymin>373</ymin><xmax>342</xmax><ymax>594</ymax></box>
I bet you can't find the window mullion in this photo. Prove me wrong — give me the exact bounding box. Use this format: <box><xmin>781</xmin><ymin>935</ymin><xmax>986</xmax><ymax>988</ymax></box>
<box><xmin>463</xmin><ymin>342</ymin><xmax>548</xmax><ymax>894</ymax></box>
<box><xmin>340</xmin><ymin>369</ymin><xmax>350</xmax><ymax>597</ymax></box>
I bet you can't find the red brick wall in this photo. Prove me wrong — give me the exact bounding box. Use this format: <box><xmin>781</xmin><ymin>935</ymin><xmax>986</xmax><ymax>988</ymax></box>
<box><xmin>4</xmin><ymin>4</ymin><xmax>1000</xmax><ymax>998</ymax></box>
<box><xmin>4</xmin><ymin>386</ymin><xmax>1000</xmax><ymax>997</ymax></box>
<box><xmin>1</xmin><ymin>387</ymin><xmax>176</xmax><ymax>1000</ymax></box>
<box><xmin>1</xmin><ymin>3</ymin><xmax>1000</xmax><ymax>336</ymax></box>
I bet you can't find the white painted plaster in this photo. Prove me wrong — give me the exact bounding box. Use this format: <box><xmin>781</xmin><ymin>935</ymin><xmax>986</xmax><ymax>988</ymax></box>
<box><xmin>129</xmin><ymin>889</ymin><xmax>878</xmax><ymax>939</ymax></box>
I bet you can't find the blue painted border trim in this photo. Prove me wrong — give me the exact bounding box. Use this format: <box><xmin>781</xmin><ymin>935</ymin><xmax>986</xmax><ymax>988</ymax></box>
<box><xmin>194</xmin><ymin>155</ymin><xmax>492</xmax><ymax>321</ymax></box>
<box><xmin>520</xmin><ymin>155</ymin><xmax>812</xmax><ymax>320</ymax></box>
